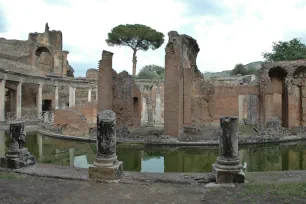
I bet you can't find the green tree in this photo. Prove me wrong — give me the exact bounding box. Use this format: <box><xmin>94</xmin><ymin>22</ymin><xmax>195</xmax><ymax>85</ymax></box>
<box><xmin>231</xmin><ymin>63</ymin><xmax>248</xmax><ymax>76</ymax></box>
<box><xmin>106</xmin><ymin>24</ymin><xmax>165</xmax><ymax>76</ymax></box>
<box><xmin>262</xmin><ymin>38</ymin><xmax>306</xmax><ymax>62</ymax></box>
<box><xmin>136</xmin><ymin>64</ymin><xmax>164</xmax><ymax>79</ymax></box>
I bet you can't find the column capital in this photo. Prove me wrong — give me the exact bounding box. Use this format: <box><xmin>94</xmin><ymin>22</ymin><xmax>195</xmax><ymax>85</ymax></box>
<box><xmin>1</xmin><ymin>74</ymin><xmax>8</xmax><ymax>81</ymax></box>
<box><xmin>18</xmin><ymin>77</ymin><xmax>24</xmax><ymax>84</ymax></box>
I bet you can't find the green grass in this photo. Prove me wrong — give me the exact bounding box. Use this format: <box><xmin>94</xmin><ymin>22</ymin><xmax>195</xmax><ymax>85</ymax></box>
<box><xmin>226</xmin><ymin>183</ymin><xmax>306</xmax><ymax>203</ymax></box>
<box><xmin>204</xmin><ymin>182</ymin><xmax>306</xmax><ymax>204</ymax></box>
<box><xmin>244</xmin><ymin>183</ymin><xmax>306</xmax><ymax>196</ymax></box>
<box><xmin>0</xmin><ymin>172</ymin><xmax>25</xmax><ymax>181</ymax></box>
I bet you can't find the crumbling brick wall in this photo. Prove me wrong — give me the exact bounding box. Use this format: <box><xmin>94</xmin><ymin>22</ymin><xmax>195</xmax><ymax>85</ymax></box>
<box><xmin>0</xmin><ymin>38</ymin><xmax>31</xmax><ymax>64</ymax></box>
<box><xmin>72</xmin><ymin>102</ymin><xmax>97</xmax><ymax>126</ymax></box>
<box><xmin>98</xmin><ymin>50</ymin><xmax>141</xmax><ymax>130</ymax></box>
<box><xmin>191</xmin><ymin>79</ymin><xmax>259</xmax><ymax>124</ymax></box>
<box><xmin>164</xmin><ymin>31</ymin><xmax>199</xmax><ymax>136</ymax></box>
<box><xmin>112</xmin><ymin>71</ymin><xmax>141</xmax><ymax>129</ymax></box>
<box><xmin>54</xmin><ymin>109</ymin><xmax>89</xmax><ymax>137</ymax></box>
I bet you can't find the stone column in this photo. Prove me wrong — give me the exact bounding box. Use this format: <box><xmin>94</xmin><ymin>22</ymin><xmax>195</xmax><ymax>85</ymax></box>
<box><xmin>88</xmin><ymin>88</ymin><xmax>92</xmax><ymax>102</ymax></box>
<box><xmin>37</xmin><ymin>83</ymin><xmax>43</xmax><ymax>119</ymax></box>
<box><xmin>55</xmin><ymin>86</ymin><xmax>59</xmax><ymax>109</ymax></box>
<box><xmin>212</xmin><ymin>117</ymin><xmax>244</xmax><ymax>183</ymax></box>
<box><xmin>238</xmin><ymin>95</ymin><xmax>245</xmax><ymax>124</ymax></box>
<box><xmin>16</xmin><ymin>82</ymin><xmax>22</xmax><ymax>119</ymax></box>
<box><xmin>155</xmin><ymin>85</ymin><xmax>161</xmax><ymax>124</ymax></box>
<box><xmin>69</xmin><ymin>86</ymin><xmax>74</xmax><ymax>107</ymax></box>
<box><xmin>73</xmin><ymin>87</ymin><xmax>76</xmax><ymax>106</ymax></box>
<box><xmin>147</xmin><ymin>101</ymin><xmax>154</xmax><ymax>127</ymax></box>
<box><xmin>95</xmin><ymin>87</ymin><xmax>98</xmax><ymax>101</ymax></box>
<box><xmin>141</xmin><ymin>97</ymin><xmax>148</xmax><ymax>123</ymax></box>
<box><xmin>98</xmin><ymin>50</ymin><xmax>113</xmax><ymax>112</ymax></box>
<box><xmin>0</xmin><ymin>79</ymin><xmax>6</xmax><ymax>122</ymax></box>
<box><xmin>0</xmin><ymin>122</ymin><xmax>35</xmax><ymax>169</ymax></box>
<box><xmin>88</xmin><ymin>110</ymin><xmax>123</xmax><ymax>181</ymax></box>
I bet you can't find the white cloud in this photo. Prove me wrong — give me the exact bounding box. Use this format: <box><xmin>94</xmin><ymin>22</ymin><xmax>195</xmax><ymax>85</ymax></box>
<box><xmin>1</xmin><ymin>0</ymin><xmax>306</xmax><ymax>76</ymax></box>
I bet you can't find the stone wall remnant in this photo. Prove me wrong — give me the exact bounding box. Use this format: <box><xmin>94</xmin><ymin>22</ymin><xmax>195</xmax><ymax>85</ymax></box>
<box><xmin>88</xmin><ymin>110</ymin><xmax>123</xmax><ymax>181</ymax></box>
<box><xmin>164</xmin><ymin>31</ymin><xmax>199</xmax><ymax>136</ymax></box>
<box><xmin>54</xmin><ymin>109</ymin><xmax>89</xmax><ymax>137</ymax></box>
<box><xmin>258</xmin><ymin>60</ymin><xmax>306</xmax><ymax>130</ymax></box>
<box><xmin>98</xmin><ymin>50</ymin><xmax>141</xmax><ymax>129</ymax></box>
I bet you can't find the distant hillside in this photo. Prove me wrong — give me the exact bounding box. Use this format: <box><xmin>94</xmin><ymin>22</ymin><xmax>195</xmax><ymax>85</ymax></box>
<box><xmin>244</xmin><ymin>61</ymin><xmax>263</xmax><ymax>70</ymax></box>
<box><xmin>204</xmin><ymin>61</ymin><xmax>263</xmax><ymax>78</ymax></box>
<box><xmin>204</xmin><ymin>70</ymin><xmax>232</xmax><ymax>78</ymax></box>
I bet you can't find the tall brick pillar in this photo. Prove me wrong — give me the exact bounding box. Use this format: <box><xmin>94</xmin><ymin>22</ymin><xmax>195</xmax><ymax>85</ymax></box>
<box><xmin>164</xmin><ymin>32</ymin><xmax>184</xmax><ymax>136</ymax></box>
<box><xmin>98</xmin><ymin>50</ymin><xmax>114</xmax><ymax>112</ymax></box>
<box><xmin>164</xmin><ymin>31</ymin><xmax>199</xmax><ymax>136</ymax></box>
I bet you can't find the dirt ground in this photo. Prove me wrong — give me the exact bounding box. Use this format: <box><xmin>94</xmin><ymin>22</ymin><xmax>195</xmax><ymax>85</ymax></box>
<box><xmin>0</xmin><ymin>171</ymin><xmax>306</xmax><ymax>204</ymax></box>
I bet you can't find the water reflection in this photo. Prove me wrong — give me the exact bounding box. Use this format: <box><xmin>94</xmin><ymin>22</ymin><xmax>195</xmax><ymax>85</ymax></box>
<box><xmin>0</xmin><ymin>131</ymin><xmax>306</xmax><ymax>173</ymax></box>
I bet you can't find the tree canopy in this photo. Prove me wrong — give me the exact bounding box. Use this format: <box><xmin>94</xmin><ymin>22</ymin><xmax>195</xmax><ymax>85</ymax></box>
<box><xmin>136</xmin><ymin>64</ymin><xmax>164</xmax><ymax>79</ymax></box>
<box><xmin>262</xmin><ymin>38</ymin><xmax>306</xmax><ymax>62</ymax></box>
<box><xmin>231</xmin><ymin>63</ymin><xmax>248</xmax><ymax>76</ymax></box>
<box><xmin>106</xmin><ymin>24</ymin><xmax>165</xmax><ymax>76</ymax></box>
<box><xmin>231</xmin><ymin>63</ymin><xmax>259</xmax><ymax>76</ymax></box>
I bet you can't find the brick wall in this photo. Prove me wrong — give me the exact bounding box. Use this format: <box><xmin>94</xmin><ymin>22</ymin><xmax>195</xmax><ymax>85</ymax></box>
<box><xmin>191</xmin><ymin>80</ymin><xmax>259</xmax><ymax>124</ymax></box>
<box><xmin>54</xmin><ymin>109</ymin><xmax>89</xmax><ymax>137</ymax></box>
<box><xmin>72</xmin><ymin>102</ymin><xmax>97</xmax><ymax>127</ymax></box>
<box><xmin>98</xmin><ymin>50</ymin><xmax>141</xmax><ymax>129</ymax></box>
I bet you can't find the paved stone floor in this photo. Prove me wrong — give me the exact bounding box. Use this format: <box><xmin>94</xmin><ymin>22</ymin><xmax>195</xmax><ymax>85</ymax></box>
<box><xmin>0</xmin><ymin>173</ymin><xmax>204</xmax><ymax>204</ymax></box>
<box><xmin>1</xmin><ymin>167</ymin><xmax>306</xmax><ymax>204</ymax></box>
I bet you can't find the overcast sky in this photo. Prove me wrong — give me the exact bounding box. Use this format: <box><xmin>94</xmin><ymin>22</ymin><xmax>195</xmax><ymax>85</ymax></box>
<box><xmin>1</xmin><ymin>0</ymin><xmax>306</xmax><ymax>77</ymax></box>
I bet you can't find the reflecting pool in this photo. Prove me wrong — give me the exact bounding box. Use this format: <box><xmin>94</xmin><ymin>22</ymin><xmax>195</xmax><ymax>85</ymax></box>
<box><xmin>1</xmin><ymin>131</ymin><xmax>306</xmax><ymax>173</ymax></box>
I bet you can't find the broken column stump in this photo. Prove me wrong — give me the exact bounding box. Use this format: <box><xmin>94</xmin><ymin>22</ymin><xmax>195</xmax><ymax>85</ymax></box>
<box><xmin>0</xmin><ymin>122</ymin><xmax>36</xmax><ymax>169</ymax></box>
<box><xmin>88</xmin><ymin>110</ymin><xmax>123</xmax><ymax>182</ymax></box>
<box><xmin>212</xmin><ymin>116</ymin><xmax>244</xmax><ymax>183</ymax></box>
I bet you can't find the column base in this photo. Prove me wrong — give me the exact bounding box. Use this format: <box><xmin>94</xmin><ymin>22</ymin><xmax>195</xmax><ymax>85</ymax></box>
<box><xmin>89</xmin><ymin>161</ymin><xmax>123</xmax><ymax>182</ymax></box>
<box><xmin>0</xmin><ymin>148</ymin><xmax>36</xmax><ymax>169</ymax></box>
<box><xmin>212</xmin><ymin>164</ymin><xmax>245</xmax><ymax>184</ymax></box>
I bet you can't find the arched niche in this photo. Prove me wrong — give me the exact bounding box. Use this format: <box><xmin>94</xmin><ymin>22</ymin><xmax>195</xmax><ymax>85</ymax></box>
<box><xmin>268</xmin><ymin>66</ymin><xmax>289</xmax><ymax>127</ymax></box>
<box><xmin>34</xmin><ymin>46</ymin><xmax>54</xmax><ymax>73</ymax></box>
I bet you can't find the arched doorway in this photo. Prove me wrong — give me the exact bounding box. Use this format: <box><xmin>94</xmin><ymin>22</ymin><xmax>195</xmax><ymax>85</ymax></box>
<box><xmin>292</xmin><ymin>66</ymin><xmax>306</xmax><ymax>126</ymax></box>
<box><xmin>133</xmin><ymin>97</ymin><xmax>140</xmax><ymax>127</ymax></box>
<box><xmin>34</xmin><ymin>46</ymin><xmax>53</xmax><ymax>73</ymax></box>
<box><xmin>268</xmin><ymin>67</ymin><xmax>288</xmax><ymax>127</ymax></box>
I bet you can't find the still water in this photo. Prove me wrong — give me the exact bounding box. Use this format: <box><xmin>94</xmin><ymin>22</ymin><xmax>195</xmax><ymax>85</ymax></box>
<box><xmin>1</xmin><ymin>131</ymin><xmax>306</xmax><ymax>172</ymax></box>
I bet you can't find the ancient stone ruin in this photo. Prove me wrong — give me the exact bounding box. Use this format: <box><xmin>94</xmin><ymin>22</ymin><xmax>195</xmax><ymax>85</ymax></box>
<box><xmin>1</xmin><ymin>24</ymin><xmax>306</xmax><ymax>142</ymax></box>
<box><xmin>212</xmin><ymin>117</ymin><xmax>244</xmax><ymax>183</ymax></box>
<box><xmin>164</xmin><ymin>31</ymin><xmax>200</xmax><ymax>136</ymax></box>
<box><xmin>0</xmin><ymin>122</ymin><xmax>35</xmax><ymax>169</ymax></box>
<box><xmin>88</xmin><ymin>110</ymin><xmax>123</xmax><ymax>181</ymax></box>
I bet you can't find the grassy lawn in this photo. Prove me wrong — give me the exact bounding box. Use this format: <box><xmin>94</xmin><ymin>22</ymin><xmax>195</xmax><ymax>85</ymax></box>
<box><xmin>204</xmin><ymin>182</ymin><xmax>306</xmax><ymax>204</ymax></box>
<box><xmin>0</xmin><ymin>172</ymin><xmax>25</xmax><ymax>181</ymax></box>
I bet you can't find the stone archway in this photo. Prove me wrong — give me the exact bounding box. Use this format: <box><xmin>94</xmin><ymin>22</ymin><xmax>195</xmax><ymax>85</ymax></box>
<box><xmin>34</xmin><ymin>46</ymin><xmax>53</xmax><ymax>73</ymax></box>
<box><xmin>292</xmin><ymin>66</ymin><xmax>306</xmax><ymax>125</ymax></box>
<box><xmin>268</xmin><ymin>66</ymin><xmax>288</xmax><ymax>127</ymax></box>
